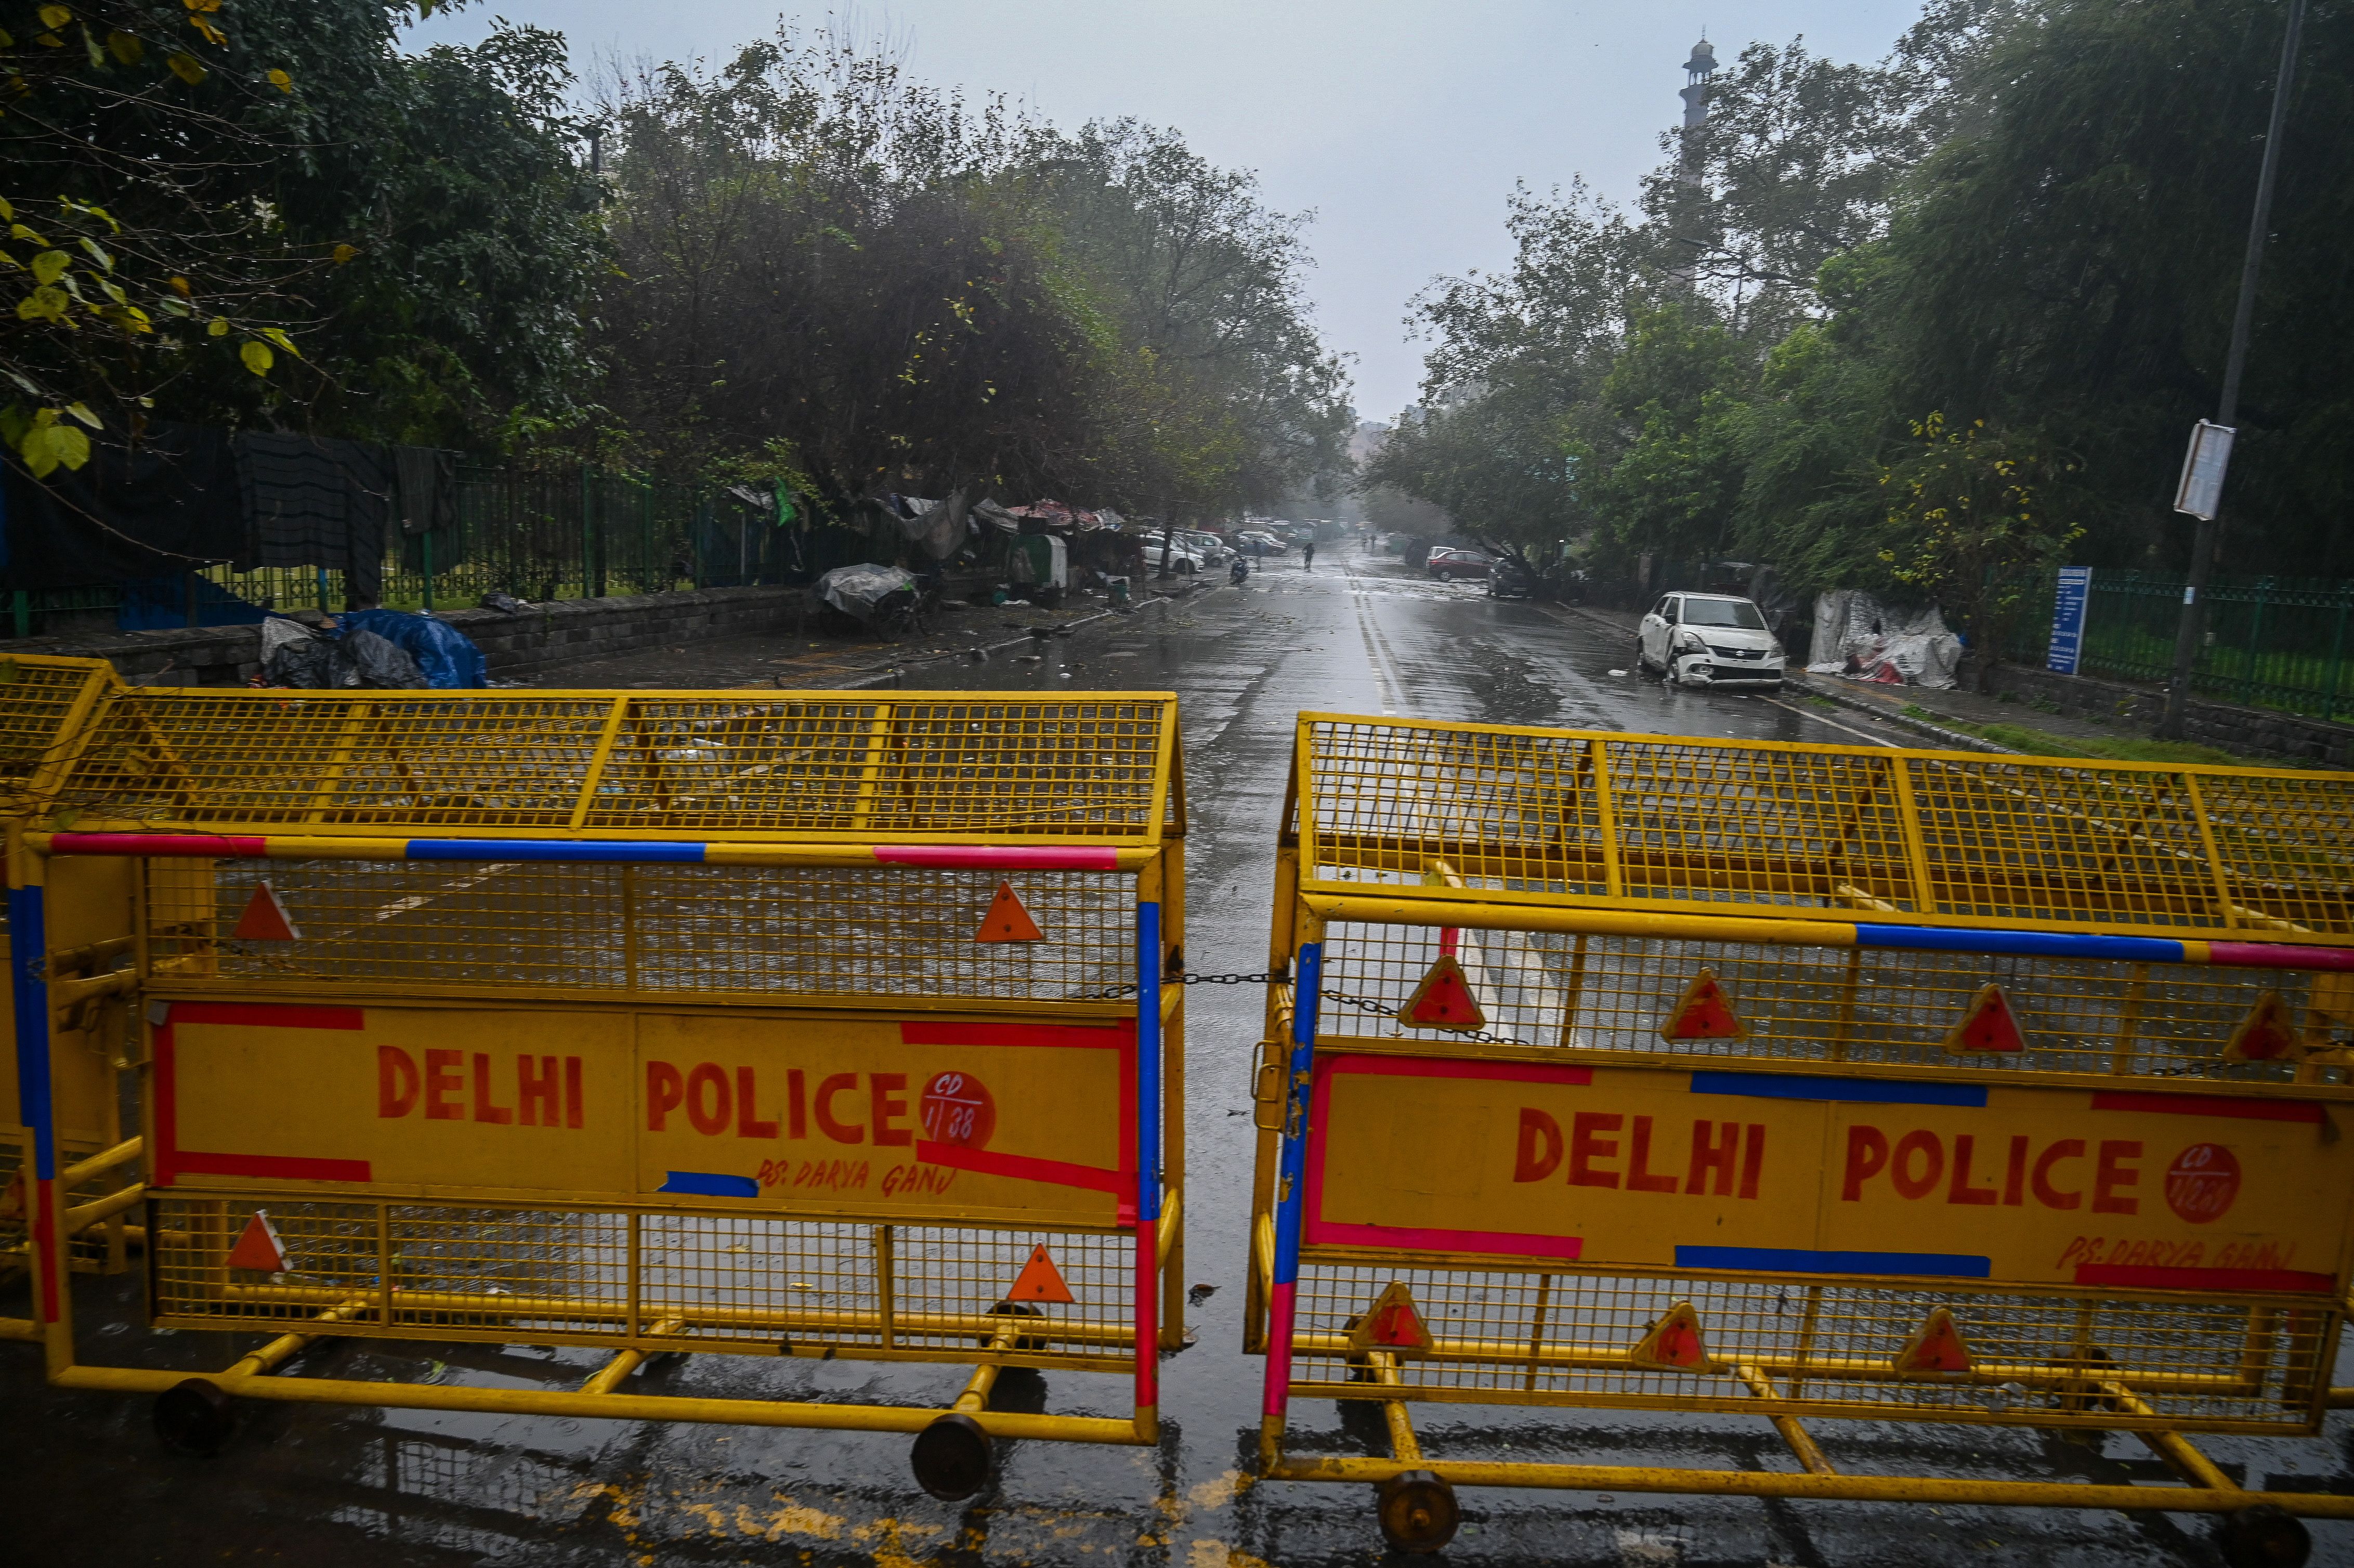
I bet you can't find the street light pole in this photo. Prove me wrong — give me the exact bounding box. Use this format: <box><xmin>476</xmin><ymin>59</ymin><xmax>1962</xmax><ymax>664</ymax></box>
<box><xmin>2160</xmin><ymin>0</ymin><xmax>2307</xmax><ymax>738</ymax></box>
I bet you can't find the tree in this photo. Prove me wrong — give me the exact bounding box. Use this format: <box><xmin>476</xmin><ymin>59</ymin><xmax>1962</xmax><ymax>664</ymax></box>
<box><xmin>1</xmin><ymin>0</ymin><xmax>605</xmax><ymax>467</ymax></box>
<box><xmin>1875</xmin><ymin>411</ymin><xmax>2081</xmax><ymax>686</ymax></box>
<box><xmin>0</xmin><ymin>0</ymin><xmax>330</xmax><ymax>472</ymax></box>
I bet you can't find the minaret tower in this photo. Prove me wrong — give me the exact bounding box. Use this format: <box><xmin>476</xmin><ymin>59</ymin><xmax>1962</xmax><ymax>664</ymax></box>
<box><xmin>1679</xmin><ymin>36</ymin><xmax>1717</xmax><ymax>163</ymax></box>
<box><xmin>1670</xmin><ymin>37</ymin><xmax>1718</xmax><ymax>287</ymax></box>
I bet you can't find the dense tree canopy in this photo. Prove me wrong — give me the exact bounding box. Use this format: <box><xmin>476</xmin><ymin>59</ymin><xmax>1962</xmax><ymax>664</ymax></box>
<box><xmin>4</xmin><ymin>6</ymin><xmax>1351</xmax><ymax>522</ymax></box>
<box><xmin>1370</xmin><ymin>0</ymin><xmax>2354</xmax><ymax>632</ymax></box>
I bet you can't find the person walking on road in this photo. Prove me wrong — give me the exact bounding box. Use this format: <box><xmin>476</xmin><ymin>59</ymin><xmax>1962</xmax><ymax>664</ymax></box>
<box><xmin>1302</xmin><ymin>539</ymin><xmax>1316</xmax><ymax>570</ymax></box>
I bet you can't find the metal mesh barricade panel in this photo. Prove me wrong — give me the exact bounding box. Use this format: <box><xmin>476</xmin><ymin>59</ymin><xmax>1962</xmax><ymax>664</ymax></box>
<box><xmin>145</xmin><ymin>861</ymin><xmax>1135</xmax><ymax>1003</ymax></box>
<box><xmin>1287</xmin><ymin>1262</ymin><xmax>2332</xmax><ymax>1431</ymax></box>
<box><xmin>1317</xmin><ymin>922</ymin><xmax>2317</xmax><ymax>1081</ymax></box>
<box><xmin>1294</xmin><ymin>715</ymin><xmax>2354</xmax><ymax>940</ymax></box>
<box><xmin>56</xmin><ymin>691</ymin><xmax>1175</xmax><ymax>840</ymax></box>
<box><xmin>148</xmin><ymin>1195</ymin><xmax>1135</xmax><ymax>1370</ymax></box>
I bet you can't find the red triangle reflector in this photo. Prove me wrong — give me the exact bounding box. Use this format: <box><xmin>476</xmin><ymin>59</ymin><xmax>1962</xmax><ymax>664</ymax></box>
<box><xmin>1005</xmin><ymin>1243</ymin><xmax>1074</xmax><ymax>1304</ymax></box>
<box><xmin>975</xmin><ymin>880</ymin><xmax>1044</xmax><ymax>944</ymax></box>
<box><xmin>1892</xmin><ymin>1306</ymin><xmax>1974</xmax><ymax>1376</ymax></box>
<box><xmin>2225</xmin><ymin>990</ymin><xmax>2298</xmax><ymax>1062</ymax></box>
<box><xmin>1346</xmin><ymin>1282</ymin><xmax>1434</xmax><ymax>1356</ymax></box>
<box><xmin>1631</xmin><ymin>1300</ymin><xmax>1711</xmax><ymax>1371</ymax></box>
<box><xmin>1401</xmin><ymin>954</ymin><xmax>1485</xmax><ymax>1030</ymax></box>
<box><xmin>226</xmin><ymin>1209</ymin><xmax>289</xmax><ymax>1273</ymax></box>
<box><xmin>233</xmin><ymin>881</ymin><xmax>302</xmax><ymax>942</ymax></box>
<box><xmin>1942</xmin><ymin>982</ymin><xmax>2025</xmax><ymax>1053</ymax></box>
<box><xmin>1658</xmin><ymin>969</ymin><xmax>1747</xmax><ymax>1042</ymax></box>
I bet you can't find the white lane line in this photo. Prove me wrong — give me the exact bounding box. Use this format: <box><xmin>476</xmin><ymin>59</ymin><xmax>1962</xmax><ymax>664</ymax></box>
<box><xmin>1756</xmin><ymin>693</ymin><xmax>1903</xmax><ymax>748</ymax></box>
<box><xmin>1346</xmin><ymin>572</ymin><xmax>1408</xmax><ymax>714</ymax></box>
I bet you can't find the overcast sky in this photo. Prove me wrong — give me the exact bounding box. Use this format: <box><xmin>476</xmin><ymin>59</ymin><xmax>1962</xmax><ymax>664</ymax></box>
<box><xmin>409</xmin><ymin>1</ymin><xmax>1926</xmax><ymax>423</ymax></box>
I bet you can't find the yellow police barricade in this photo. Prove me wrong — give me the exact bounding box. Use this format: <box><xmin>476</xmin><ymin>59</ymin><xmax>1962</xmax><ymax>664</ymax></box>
<box><xmin>1249</xmin><ymin>712</ymin><xmax>2354</xmax><ymax>1560</ymax></box>
<box><xmin>7</xmin><ymin>684</ymin><xmax>1185</xmax><ymax>1501</ymax></box>
<box><xmin>0</xmin><ymin>652</ymin><xmax>146</xmax><ymax>1311</ymax></box>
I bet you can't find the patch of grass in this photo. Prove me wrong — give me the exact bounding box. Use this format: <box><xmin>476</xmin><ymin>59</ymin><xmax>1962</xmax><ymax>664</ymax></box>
<box><xmin>1935</xmin><ymin>716</ymin><xmax>2245</xmax><ymax>766</ymax></box>
<box><xmin>1806</xmin><ymin>695</ymin><xmax>1837</xmax><ymax>710</ymax></box>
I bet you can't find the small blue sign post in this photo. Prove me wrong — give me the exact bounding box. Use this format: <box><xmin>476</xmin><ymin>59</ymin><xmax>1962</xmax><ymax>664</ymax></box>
<box><xmin>2048</xmin><ymin>567</ymin><xmax>2091</xmax><ymax>675</ymax></box>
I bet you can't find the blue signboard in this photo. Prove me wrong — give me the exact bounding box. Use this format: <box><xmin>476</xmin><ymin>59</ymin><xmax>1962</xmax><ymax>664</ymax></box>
<box><xmin>2048</xmin><ymin>566</ymin><xmax>2091</xmax><ymax>675</ymax></box>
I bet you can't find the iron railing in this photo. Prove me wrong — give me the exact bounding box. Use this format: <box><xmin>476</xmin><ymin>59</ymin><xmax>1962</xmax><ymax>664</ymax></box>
<box><xmin>3</xmin><ymin>465</ymin><xmax>838</xmax><ymax>638</ymax></box>
<box><xmin>2003</xmin><ymin>568</ymin><xmax>2354</xmax><ymax>722</ymax></box>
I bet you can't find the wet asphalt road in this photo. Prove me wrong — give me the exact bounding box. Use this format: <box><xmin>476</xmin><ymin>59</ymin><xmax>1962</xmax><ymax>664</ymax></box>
<box><xmin>6</xmin><ymin>557</ymin><xmax>2351</xmax><ymax>1567</ymax></box>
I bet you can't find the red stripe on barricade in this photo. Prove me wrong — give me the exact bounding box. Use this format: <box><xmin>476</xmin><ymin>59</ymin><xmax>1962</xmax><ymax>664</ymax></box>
<box><xmin>2088</xmin><ymin>1091</ymin><xmax>2325</xmax><ymax>1123</ymax></box>
<box><xmin>1305</xmin><ymin>1216</ymin><xmax>1586</xmax><ymax>1260</ymax></box>
<box><xmin>899</xmin><ymin>1020</ymin><xmax>1132</xmax><ymax>1049</ymax></box>
<box><xmin>1134</xmin><ymin>1218</ymin><xmax>1157</xmax><ymax>1408</ymax></box>
<box><xmin>915</xmin><ymin>1140</ymin><xmax>1130</xmax><ymax>1202</ymax></box>
<box><xmin>50</xmin><ymin>832</ymin><xmax>269</xmax><ymax>858</ymax></box>
<box><xmin>34</xmin><ymin>1179</ymin><xmax>58</xmax><ymax>1322</ymax></box>
<box><xmin>2208</xmin><ymin>941</ymin><xmax>2354</xmax><ymax>972</ymax></box>
<box><xmin>169</xmin><ymin>1151</ymin><xmax>374</xmax><ymax>1184</ymax></box>
<box><xmin>2075</xmin><ymin>1263</ymin><xmax>2336</xmax><ymax>1295</ymax></box>
<box><xmin>874</xmin><ymin>845</ymin><xmax>1120</xmax><ymax>870</ymax></box>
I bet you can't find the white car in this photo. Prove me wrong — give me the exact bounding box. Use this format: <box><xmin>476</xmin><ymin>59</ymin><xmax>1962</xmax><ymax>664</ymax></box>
<box><xmin>1636</xmin><ymin>591</ymin><xmax>1786</xmax><ymax>688</ymax></box>
<box><xmin>1180</xmin><ymin>531</ymin><xmax>1233</xmax><ymax>565</ymax></box>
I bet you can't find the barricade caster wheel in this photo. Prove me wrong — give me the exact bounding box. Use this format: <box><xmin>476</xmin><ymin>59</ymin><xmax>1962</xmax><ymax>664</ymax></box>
<box><xmin>154</xmin><ymin>1377</ymin><xmax>237</xmax><ymax>1456</ymax></box>
<box><xmin>911</xmin><ymin>1413</ymin><xmax>993</xmax><ymax>1502</ymax></box>
<box><xmin>988</xmin><ymin>1299</ymin><xmax>1047</xmax><ymax>1352</ymax></box>
<box><xmin>1375</xmin><ymin>1469</ymin><xmax>1458</xmax><ymax>1554</ymax></box>
<box><xmin>2220</xmin><ymin>1504</ymin><xmax>2311</xmax><ymax>1568</ymax></box>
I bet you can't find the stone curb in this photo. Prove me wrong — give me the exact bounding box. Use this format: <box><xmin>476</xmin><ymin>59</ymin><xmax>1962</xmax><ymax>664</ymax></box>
<box><xmin>1789</xmin><ymin>676</ymin><xmax>2022</xmax><ymax>755</ymax></box>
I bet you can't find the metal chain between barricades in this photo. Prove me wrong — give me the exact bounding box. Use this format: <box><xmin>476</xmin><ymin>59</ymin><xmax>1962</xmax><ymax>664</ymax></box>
<box><xmin>1066</xmin><ymin>969</ymin><xmax>1286</xmax><ymax>1001</ymax></box>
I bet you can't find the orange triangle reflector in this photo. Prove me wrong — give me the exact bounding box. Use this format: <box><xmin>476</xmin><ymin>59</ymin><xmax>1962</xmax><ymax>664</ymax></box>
<box><xmin>2225</xmin><ymin>990</ymin><xmax>2298</xmax><ymax>1062</ymax></box>
<box><xmin>1401</xmin><ymin>953</ymin><xmax>1485</xmax><ymax>1031</ymax></box>
<box><xmin>233</xmin><ymin>881</ymin><xmax>302</xmax><ymax>942</ymax></box>
<box><xmin>1892</xmin><ymin>1306</ymin><xmax>1973</xmax><ymax>1377</ymax></box>
<box><xmin>227</xmin><ymin>1209</ymin><xmax>289</xmax><ymax>1274</ymax></box>
<box><xmin>1658</xmin><ymin>969</ymin><xmax>1747</xmax><ymax>1042</ymax></box>
<box><xmin>1942</xmin><ymin>982</ymin><xmax>2025</xmax><ymax>1052</ymax></box>
<box><xmin>1346</xmin><ymin>1282</ymin><xmax>1435</xmax><ymax>1356</ymax></box>
<box><xmin>975</xmin><ymin>880</ymin><xmax>1044</xmax><ymax>944</ymax></box>
<box><xmin>1005</xmin><ymin>1243</ymin><xmax>1074</xmax><ymax>1304</ymax></box>
<box><xmin>1631</xmin><ymin>1300</ymin><xmax>1711</xmax><ymax>1371</ymax></box>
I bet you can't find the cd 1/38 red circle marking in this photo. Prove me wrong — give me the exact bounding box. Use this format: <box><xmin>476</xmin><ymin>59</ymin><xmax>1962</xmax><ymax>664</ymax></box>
<box><xmin>919</xmin><ymin>1071</ymin><xmax>996</xmax><ymax>1149</ymax></box>
<box><xmin>2164</xmin><ymin>1142</ymin><xmax>2241</xmax><ymax>1224</ymax></box>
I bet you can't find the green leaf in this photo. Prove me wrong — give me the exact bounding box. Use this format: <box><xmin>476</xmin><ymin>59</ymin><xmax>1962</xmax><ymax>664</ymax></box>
<box><xmin>166</xmin><ymin>51</ymin><xmax>205</xmax><ymax>85</ymax></box>
<box><xmin>258</xmin><ymin>326</ymin><xmax>298</xmax><ymax>357</ymax></box>
<box><xmin>105</xmin><ymin>29</ymin><xmax>141</xmax><ymax>64</ymax></box>
<box><xmin>77</xmin><ymin>237</ymin><xmax>111</xmax><ymax>271</ymax></box>
<box><xmin>239</xmin><ymin>339</ymin><xmax>273</xmax><ymax>375</ymax></box>
<box><xmin>206</xmin><ymin>317</ymin><xmax>228</xmax><ymax>337</ymax></box>
<box><xmin>10</xmin><ymin>225</ymin><xmax>47</xmax><ymax>245</ymax></box>
<box><xmin>29</xmin><ymin>250</ymin><xmax>68</xmax><ymax>284</ymax></box>
<box><xmin>63</xmin><ymin>401</ymin><xmax>98</xmax><ymax>428</ymax></box>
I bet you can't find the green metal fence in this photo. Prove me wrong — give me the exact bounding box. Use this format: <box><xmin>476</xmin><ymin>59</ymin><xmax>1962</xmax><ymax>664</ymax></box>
<box><xmin>4</xmin><ymin>465</ymin><xmax>831</xmax><ymax>639</ymax></box>
<box><xmin>2010</xmin><ymin>569</ymin><xmax>2354</xmax><ymax>722</ymax></box>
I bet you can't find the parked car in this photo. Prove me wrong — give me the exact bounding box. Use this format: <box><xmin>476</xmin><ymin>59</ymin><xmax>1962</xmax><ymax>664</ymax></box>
<box><xmin>1487</xmin><ymin>558</ymin><xmax>1535</xmax><ymax>598</ymax></box>
<box><xmin>1426</xmin><ymin>547</ymin><xmax>1495</xmax><ymax>580</ymax></box>
<box><xmin>1236</xmin><ymin>531</ymin><xmax>1289</xmax><ymax>556</ymax></box>
<box><xmin>1180</xmin><ymin>530</ymin><xmax>1233</xmax><ymax>565</ymax></box>
<box><xmin>1635</xmin><ymin>591</ymin><xmax>1786</xmax><ymax>688</ymax></box>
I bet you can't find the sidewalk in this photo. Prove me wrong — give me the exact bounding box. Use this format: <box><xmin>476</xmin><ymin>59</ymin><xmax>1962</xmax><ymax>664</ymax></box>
<box><xmin>1553</xmin><ymin>599</ymin><xmax>2241</xmax><ymax>762</ymax></box>
<box><xmin>526</xmin><ymin>574</ymin><xmax>1222</xmax><ymax>690</ymax></box>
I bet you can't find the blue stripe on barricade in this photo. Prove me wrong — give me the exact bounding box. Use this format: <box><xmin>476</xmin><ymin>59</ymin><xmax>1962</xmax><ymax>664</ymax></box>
<box><xmin>1853</xmin><ymin>923</ymin><xmax>2187</xmax><ymax>963</ymax></box>
<box><xmin>407</xmin><ymin>839</ymin><xmax>708</xmax><ymax>863</ymax></box>
<box><xmin>658</xmin><ymin>1171</ymin><xmax>760</xmax><ymax>1198</ymax></box>
<box><xmin>1675</xmin><ymin>1245</ymin><xmax>1992</xmax><ymax>1277</ymax></box>
<box><xmin>1688</xmin><ymin>1071</ymin><xmax>1988</xmax><ymax>1108</ymax></box>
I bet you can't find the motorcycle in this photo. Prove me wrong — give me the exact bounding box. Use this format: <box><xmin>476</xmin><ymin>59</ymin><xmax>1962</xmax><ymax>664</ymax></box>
<box><xmin>1230</xmin><ymin>556</ymin><xmax>1251</xmax><ymax>586</ymax></box>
